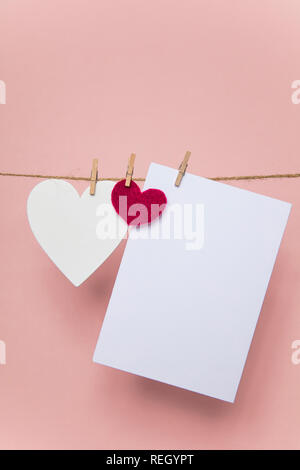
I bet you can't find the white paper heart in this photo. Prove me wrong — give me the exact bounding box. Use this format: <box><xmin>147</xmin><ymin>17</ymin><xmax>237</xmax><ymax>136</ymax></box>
<box><xmin>27</xmin><ymin>179</ymin><xmax>127</xmax><ymax>286</ymax></box>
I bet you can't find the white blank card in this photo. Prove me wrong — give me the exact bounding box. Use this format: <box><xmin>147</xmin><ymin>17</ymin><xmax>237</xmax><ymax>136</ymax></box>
<box><xmin>94</xmin><ymin>163</ymin><xmax>291</xmax><ymax>402</ymax></box>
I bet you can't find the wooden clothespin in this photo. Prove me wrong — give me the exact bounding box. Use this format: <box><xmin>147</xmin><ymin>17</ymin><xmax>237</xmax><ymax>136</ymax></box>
<box><xmin>90</xmin><ymin>158</ymin><xmax>98</xmax><ymax>195</ymax></box>
<box><xmin>175</xmin><ymin>151</ymin><xmax>191</xmax><ymax>187</ymax></box>
<box><xmin>125</xmin><ymin>153</ymin><xmax>136</xmax><ymax>187</ymax></box>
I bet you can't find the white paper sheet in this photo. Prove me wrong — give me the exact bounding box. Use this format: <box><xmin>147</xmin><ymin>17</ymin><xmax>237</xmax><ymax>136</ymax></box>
<box><xmin>94</xmin><ymin>163</ymin><xmax>291</xmax><ymax>402</ymax></box>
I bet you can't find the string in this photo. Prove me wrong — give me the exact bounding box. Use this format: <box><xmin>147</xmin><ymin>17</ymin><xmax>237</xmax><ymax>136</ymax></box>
<box><xmin>0</xmin><ymin>171</ymin><xmax>300</xmax><ymax>182</ymax></box>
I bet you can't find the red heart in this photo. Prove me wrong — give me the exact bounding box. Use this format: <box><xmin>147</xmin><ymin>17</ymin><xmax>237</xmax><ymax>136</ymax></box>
<box><xmin>111</xmin><ymin>180</ymin><xmax>167</xmax><ymax>226</ymax></box>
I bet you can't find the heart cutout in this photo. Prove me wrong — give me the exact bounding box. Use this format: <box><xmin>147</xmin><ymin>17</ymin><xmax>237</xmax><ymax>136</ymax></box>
<box><xmin>27</xmin><ymin>179</ymin><xmax>127</xmax><ymax>286</ymax></box>
<box><xmin>111</xmin><ymin>180</ymin><xmax>167</xmax><ymax>226</ymax></box>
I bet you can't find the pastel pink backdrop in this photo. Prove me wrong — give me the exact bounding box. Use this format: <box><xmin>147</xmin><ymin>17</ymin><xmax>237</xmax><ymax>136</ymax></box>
<box><xmin>0</xmin><ymin>0</ymin><xmax>299</xmax><ymax>449</ymax></box>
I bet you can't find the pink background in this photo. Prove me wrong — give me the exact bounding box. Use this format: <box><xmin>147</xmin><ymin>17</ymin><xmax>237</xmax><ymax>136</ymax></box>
<box><xmin>0</xmin><ymin>0</ymin><xmax>300</xmax><ymax>449</ymax></box>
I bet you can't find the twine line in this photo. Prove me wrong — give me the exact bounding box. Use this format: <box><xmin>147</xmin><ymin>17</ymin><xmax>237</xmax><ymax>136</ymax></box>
<box><xmin>0</xmin><ymin>171</ymin><xmax>300</xmax><ymax>182</ymax></box>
